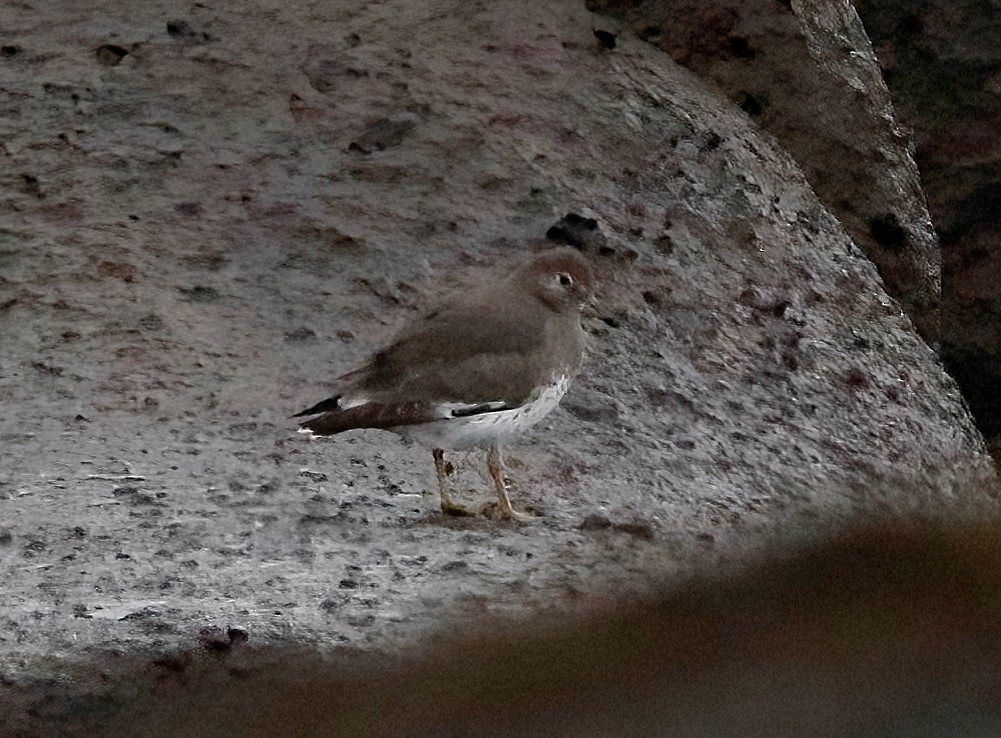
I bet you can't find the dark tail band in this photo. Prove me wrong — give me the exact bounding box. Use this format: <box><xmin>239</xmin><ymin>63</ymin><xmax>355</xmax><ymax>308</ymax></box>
<box><xmin>291</xmin><ymin>395</ymin><xmax>342</xmax><ymax>419</ymax></box>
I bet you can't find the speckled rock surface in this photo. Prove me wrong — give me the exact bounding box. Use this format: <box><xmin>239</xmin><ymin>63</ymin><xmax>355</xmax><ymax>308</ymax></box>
<box><xmin>0</xmin><ymin>0</ymin><xmax>994</xmax><ymax>728</ymax></box>
<box><xmin>586</xmin><ymin>0</ymin><xmax>941</xmax><ymax>332</ymax></box>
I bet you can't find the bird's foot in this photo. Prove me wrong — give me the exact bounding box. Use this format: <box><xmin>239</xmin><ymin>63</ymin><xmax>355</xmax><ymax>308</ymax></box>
<box><xmin>439</xmin><ymin>496</ymin><xmax>477</xmax><ymax>517</ymax></box>
<box><xmin>503</xmin><ymin>508</ymin><xmax>536</xmax><ymax>524</ymax></box>
<box><xmin>481</xmin><ymin>500</ymin><xmax>536</xmax><ymax>524</ymax></box>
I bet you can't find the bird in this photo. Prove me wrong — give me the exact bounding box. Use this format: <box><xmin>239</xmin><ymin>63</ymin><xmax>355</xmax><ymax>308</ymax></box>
<box><xmin>293</xmin><ymin>247</ymin><xmax>596</xmax><ymax>522</ymax></box>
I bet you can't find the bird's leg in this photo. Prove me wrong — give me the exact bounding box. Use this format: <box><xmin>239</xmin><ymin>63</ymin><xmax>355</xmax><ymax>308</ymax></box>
<box><xmin>486</xmin><ymin>444</ymin><xmax>533</xmax><ymax>523</ymax></box>
<box><xmin>431</xmin><ymin>448</ymin><xmax>446</xmax><ymax>509</ymax></box>
<box><xmin>432</xmin><ymin>448</ymin><xmax>473</xmax><ymax>516</ymax></box>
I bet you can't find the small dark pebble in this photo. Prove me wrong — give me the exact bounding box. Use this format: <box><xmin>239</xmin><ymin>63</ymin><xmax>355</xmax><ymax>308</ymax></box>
<box><xmin>349</xmin><ymin>118</ymin><xmax>415</xmax><ymax>154</ymax></box>
<box><xmin>300</xmin><ymin>512</ymin><xmax>348</xmax><ymax>525</ymax></box>
<box><xmin>338</xmin><ymin>578</ymin><xmax>359</xmax><ymax>589</ymax></box>
<box><xmin>177</xmin><ymin>285</ymin><xmax>219</xmax><ymax>302</ymax></box>
<box><xmin>112</xmin><ymin>486</ymin><xmax>159</xmax><ymax>506</ymax></box>
<box><xmin>1</xmin><ymin>45</ymin><xmax>20</xmax><ymax>57</ymax></box>
<box><xmin>72</xmin><ymin>604</ymin><xmax>92</xmax><ymax>619</ymax></box>
<box><xmin>613</xmin><ymin>521</ymin><xmax>655</xmax><ymax>540</ymax></box>
<box><xmin>139</xmin><ymin>313</ymin><xmax>164</xmax><ymax>331</ymax></box>
<box><xmin>174</xmin><ymin>202</ymin><xmax>202</xmax><ymax>217</ymax></box>
<box><xmin>22</xmin><ymin>174</ymin><xmax>43</xmax><ymax>199</ymax></box>
<box><xmin>545</xmin><ymin>213</ymin><xmax>607</xmax><ymax>251</ymax></box>
<box><xmin>197</xmin><ymin>624</ymin><xmax>227</xmax><ymax>648</ymax></box>
<box><xmin>440</xmin><ymin>560</ymin><xmax>469</xmax><ymax>572</ymax></box>
<box><xmin>31</xmin><ymin>362</ymin><xmax>62</xmax><ymax>376</ymax></box>
<box><xmin>298</xmin><ymin>469</ymin><xmax>328</xmax><ymax>482</ymax></box>
<box><xmin>579</xmin><ymin>513</ymin><xmax>612</xmax><ymax>531</ymax></box>
<box><xmin>703</xmin><ymin>131</ymin><xmax>724</xmax><ymax>151</ymax></box>
<box><xmin>654</xmin><ymin>234</ymin><xmax>674</xmax><ymax>254</ymax></box>
<box><xmin>641</xmin><ymin>290</ymin><xmax>662</xmax><ymax>306</ymax></box>
<box><xmin>561</xmin><ymin>396</ymin><xmax>619</xmax><ymax>424</ymax></box>
<box><xmin>119</xmin><ymin>607</ymin><xmax>161</xmax><ymax>621</ymax></box>
<box><xmin>593</xmin><ymin>29</ymin><xmax>617</xmax><ymax>49</ymax></box>
<box><xmin>845</xmin><ymin>367</ymin><xmax>869</xmax><ymax>389</ymax></box>
<box><xmin>95</xmin><ymin>44</ymin><xmax>128</xmax><ymax>65</ymax></box>
<box><xmin>284</xmin><ymin>327</ymin><xmax>317</xmax><ymax>344</ymax></box>
<box><xmin>579</xmin><ymin>514</ymin><xmax>655</xmax><ymax>540</ymax></box>
<box><xmin>199</xmin><ymin>625</ymin><xmax>242</xmax><ymax>652</ymax></box>
<box><xmin>166</xmin><ymin>20</ymin><xmax>196</xmax><ymax>38</ymax></box>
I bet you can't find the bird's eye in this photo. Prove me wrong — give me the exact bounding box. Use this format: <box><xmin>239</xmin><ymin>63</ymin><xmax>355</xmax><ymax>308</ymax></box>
<box><xmin>557</xmin><ymin>272</ymin><xmax>573</xmax><ymax>287</ymax></box>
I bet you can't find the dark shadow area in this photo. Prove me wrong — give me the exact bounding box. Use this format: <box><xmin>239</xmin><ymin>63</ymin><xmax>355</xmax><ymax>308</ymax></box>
<box><xmin>6</xmin><ymin>498</ymin><xmax>1001</xmax><ymax>737</ymax></box>
<box><xmin>854</xmin><ymin>0</ymin><xmax>1001</xmax><ymax>460</ymax></box>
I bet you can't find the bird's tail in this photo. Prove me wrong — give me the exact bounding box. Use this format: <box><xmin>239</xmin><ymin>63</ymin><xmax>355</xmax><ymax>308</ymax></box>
<box><xmin>291</xmin><ymin>395</ymin><xmax>342</xmax><ymax>419</ymax></box>
<box><xmin>297</xmin><ymin>401</ymin><xmax>437</xmax><ymax>436</ymax></box>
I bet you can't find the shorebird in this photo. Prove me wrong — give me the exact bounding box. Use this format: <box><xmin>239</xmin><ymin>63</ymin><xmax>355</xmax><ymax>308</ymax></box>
<box><xmin>294</xmin><ymin>248</ymin><xmax>595</xmax><ymax>521</ymax></box>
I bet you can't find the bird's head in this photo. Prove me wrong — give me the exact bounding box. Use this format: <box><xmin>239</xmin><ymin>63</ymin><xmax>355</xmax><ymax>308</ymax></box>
<box><xmin>520</xmin><ymin>248</ymin><xmax>596</xmax><ymax>312</ymax></box>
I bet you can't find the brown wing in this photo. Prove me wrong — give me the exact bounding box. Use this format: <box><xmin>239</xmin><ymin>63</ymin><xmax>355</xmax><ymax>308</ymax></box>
<box><xmin>354</xmin><ymin>293</ymin><xmax>553</xmax><ymax>406</ymax></box>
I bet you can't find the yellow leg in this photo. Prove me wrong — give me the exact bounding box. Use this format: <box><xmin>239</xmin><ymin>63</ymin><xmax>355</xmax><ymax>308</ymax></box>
<box><xmin>486</xmin><ymin>444</ymin><xmax>533</xmax><ymax>523</ymax></box>
<box><xmin>433</xmin><ymin>448</ymin><xmax>473</xmax><ymax>516</ymax></box>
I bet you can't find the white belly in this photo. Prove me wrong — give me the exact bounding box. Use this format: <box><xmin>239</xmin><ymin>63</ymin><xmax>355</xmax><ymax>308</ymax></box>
<box><xmin>396</xmin><ymin>377</ymin><xmax>570</xmax><ymax>449</ymax></box>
